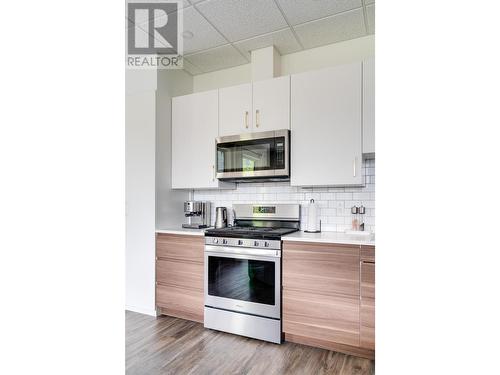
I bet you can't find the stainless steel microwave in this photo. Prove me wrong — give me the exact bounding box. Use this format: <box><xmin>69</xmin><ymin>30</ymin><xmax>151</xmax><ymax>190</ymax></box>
<box><xmin>215</xmin><ymin>129</ymin><xmax>290</xmax><ymax>181</ymax></box>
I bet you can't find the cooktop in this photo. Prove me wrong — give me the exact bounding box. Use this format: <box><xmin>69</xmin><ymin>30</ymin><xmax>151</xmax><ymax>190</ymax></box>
<box><xmin>205</xmin><ymin>225</ymin><xmax>299</xmax><ymax>240</ymax></box>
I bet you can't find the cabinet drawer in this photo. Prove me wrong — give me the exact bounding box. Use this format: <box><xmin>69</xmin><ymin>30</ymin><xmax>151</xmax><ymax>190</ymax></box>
<box><xmin>360</xmin><ymin>245</ymin><xmax>375</xmax><ymax>262</ymax></box>
<box><xmin>283</xmin><ymin>242</ymin><xmax>360</xmax><ymax>297</ymax></box>
<box><xmin>283</xmin><ymin>289</ymin><xmax>359</xmax><ymax>347</ymax></box>
<box><xmin>156</xmin><ymin>284</ymin><xmax>203</xmax><ymax>323</ymax></box>
<box><xmin>156</xmin><ymin>259</ymin><xmax>203</xmax><ymax>292</ymax></box>
<box><xmin>156</xmin><ymin>234</ymin><xmax>204</xmax><ymax>263</ymax></box>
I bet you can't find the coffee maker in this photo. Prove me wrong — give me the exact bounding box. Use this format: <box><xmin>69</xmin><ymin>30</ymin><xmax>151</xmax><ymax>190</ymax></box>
<box><xmin>182</xmin><ymin>201</ymin><xmax>211</xmax><ymax>229</ymax></box>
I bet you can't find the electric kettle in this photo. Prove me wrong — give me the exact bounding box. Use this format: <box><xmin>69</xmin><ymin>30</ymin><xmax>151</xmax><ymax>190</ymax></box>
<box><xmin>215</xmin><ymin>207</ymin><xmax>228</xmax><ymax>228</ymax></box>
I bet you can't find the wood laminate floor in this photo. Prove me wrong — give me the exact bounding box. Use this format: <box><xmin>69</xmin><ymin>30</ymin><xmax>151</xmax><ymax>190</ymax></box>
<box><xmin>126</xmin><ymin>311</ymin><xmax>374</xmax><ymax>375</ymax></box>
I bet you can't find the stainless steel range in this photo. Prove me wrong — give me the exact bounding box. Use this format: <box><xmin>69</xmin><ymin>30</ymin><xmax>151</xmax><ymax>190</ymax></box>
<box><xmin>204</xmin><ymin>203</ymin><xmax>300</xmax><ymax>344</ymax></box>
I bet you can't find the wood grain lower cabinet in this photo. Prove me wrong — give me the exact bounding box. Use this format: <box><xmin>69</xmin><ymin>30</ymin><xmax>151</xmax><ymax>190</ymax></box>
<box><xmin>283</xmin><ymin>241</ymin><xmax>362</xmax><ymax>349</ymax></box>
<box><xmin>283</xmin><ymin>289</ymin><xmax>360</xmax><ymax>346</ymax></box>
<box><xmin>155</xmin><ymin>233</ymin><xmax>204</xmax><ymax>323</ymax></box>
<box><xmin>283</xmin><ymin>241</ymin><xmax>360</xmax><ymax>297</ymax></box>
<box><xmin>360</xmin><ymin>260</ymin><xmax>375</xmax><ymax>350</ymax></box>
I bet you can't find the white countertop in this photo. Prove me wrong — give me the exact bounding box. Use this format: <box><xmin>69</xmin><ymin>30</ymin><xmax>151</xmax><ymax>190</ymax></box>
<box><xmin>156</xmin><ymin>228</ymin><xmax>375</xmax><ymax>246</ymax></box>
<box><xmin>156</xmin><ymin>227</ymin><xmax>207</xmax><ymax>236</ymax></box>
<box><xmin>282</xmin><ymin>231</ymin><xmax>375</xmax><ymax>246</ymax></box>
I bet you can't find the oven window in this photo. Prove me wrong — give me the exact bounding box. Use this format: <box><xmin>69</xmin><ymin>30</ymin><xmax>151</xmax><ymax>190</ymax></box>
<box><xmin>217</xmin><ymin>138</ymin><xmax>275</xmax><ymax>173</ymax></box>
<box><xmin>208</xmin><ymin>256</ymin><xmax>275</xmax><ymax>305</ymax></box>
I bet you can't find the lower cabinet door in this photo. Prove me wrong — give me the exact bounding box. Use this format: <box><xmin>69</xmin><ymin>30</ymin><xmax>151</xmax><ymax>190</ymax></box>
<box><xmin>283</xmin><ymin>289</ymin><xmax>360</xmax><ymax>347</ymax></box>
<box><xmin>156</xmin><ymin>284</ymin><xmax>204</xmax><ymax>323</ymax></box>
<box><xmin>360</xmin><ymin>261</ymin><xmax>375</xmax><ymax>349</ymax></box>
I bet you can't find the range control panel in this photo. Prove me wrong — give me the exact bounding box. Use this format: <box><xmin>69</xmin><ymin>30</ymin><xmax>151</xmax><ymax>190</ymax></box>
<box><xmin>205</xmin><ymin>236</ymin><xmax>281</xmax><ymax>250</ymax></box>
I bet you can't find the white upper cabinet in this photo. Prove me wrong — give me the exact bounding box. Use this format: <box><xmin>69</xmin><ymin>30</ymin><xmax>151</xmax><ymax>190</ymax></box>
<box><xmin>172</xmin><ymin>90</ymin><xmax>234</xmax><ymax>189</ymax></box>
<box><xmin>218</xmin><ymin>83</ymin><xmax>252</xmax><ymax>137</ymax></box>
<box><xmin>252</xmin><ymin>76</ymin><xmax>290</xmax><ymax>132</ymax></box>
<box><xmin>219</xmin><ymin>77</ymin><xmax>291</xmax><ymax>136</ymax></box>
<box><xmin>363</xmin><ymin>58</ymin><xmax>375</xmax><ymax>154</ymax></box>
<box><xmin>291</xmin><ymin>62</ymin><xmax>363</xmax><ymax>186</ymax></box>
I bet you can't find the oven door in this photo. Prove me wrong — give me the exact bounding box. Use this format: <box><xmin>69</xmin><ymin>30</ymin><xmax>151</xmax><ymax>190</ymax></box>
<box><xmin>204</xmin><ymin>245</ymin><xmax>281</xmax><ymax>319</ymax></box>
<box><xmin>216</xmin><ymin>129</ymin><xmax>289</xmax><ymax>179</ymax></box>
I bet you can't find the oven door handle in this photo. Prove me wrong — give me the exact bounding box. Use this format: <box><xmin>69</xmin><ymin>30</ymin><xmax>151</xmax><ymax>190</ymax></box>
<box><xmin>205</xmin><ymin>245</ymin><xmax>281</xmax><ymax>258</ymax></box>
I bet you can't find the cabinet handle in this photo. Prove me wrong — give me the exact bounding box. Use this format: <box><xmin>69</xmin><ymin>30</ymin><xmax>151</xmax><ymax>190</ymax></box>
<box><xmin>245</xmin><ymin>111</ymin><xmax>249</xmax><ymax>129</ymax></box>
<box><xmin>353</xmin><ymin>157</ymin><xmax>357</xmax><ymax>177</ymax></box>
<box><xmin>212</xmin><ymin>165</ymin><xmax>215</xmax><ymax>181</ymax></box>
<box><xmin>255</xmin><ymin>109</ymin><xmax>260</xmax><ymax>128</ymax></box>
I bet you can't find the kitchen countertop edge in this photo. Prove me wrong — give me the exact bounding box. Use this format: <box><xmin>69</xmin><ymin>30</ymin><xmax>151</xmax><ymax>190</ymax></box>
<box><xmin>282</xmin><ymin>231</ymin><xmax>375</xmax><ymax>246</ymax></box>
<box><xmin>156</xmin><ymin>228</ymin><xmax>207</xmax><ymax>236</ymax></box>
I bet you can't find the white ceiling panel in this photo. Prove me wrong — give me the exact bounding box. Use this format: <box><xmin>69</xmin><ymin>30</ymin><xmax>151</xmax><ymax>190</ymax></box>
<box><xmin>195</xmin><ymin>0</ymin><xmax>288</xmax><ymax>42</ymax></box>
<box><xmin>276</xmin><ymin>0</ymin><xmax>362</xmax><ymax>26</ymax></box>
<box><xmin>181</xmin><ymin>6</ymin><xmax>227</xmax><ymax>54</ymax></box>
<box><xmin>185</xmin><ymin>44</ymin><xmax>249</xmax><ymax>73</ymax></box>
<box><xmin>366</xmin><ymin>4</ymin><xmax>375</xmax><ymax>34</ymax></box>
<box><xmin>182</xmin><ymin>57</ymin><xmax>203</xmax><ymax>75</ymax></box>
<box><xmin>233</xmin><ymin>28</ymin><xmax>302</xmax><ymax>59</ymax></box>
<box><xmin>294</xmin><ymin>8</ymin><xmax>366</xmax><ymax>49</ymax></box>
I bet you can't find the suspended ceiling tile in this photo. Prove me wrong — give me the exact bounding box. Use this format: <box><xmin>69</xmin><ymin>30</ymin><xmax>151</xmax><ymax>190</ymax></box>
<box><xmin>233</xmin><ymin>28</ymin><xmax>302</xmax><ymax>59</ymax></box>
<box><xmin>294</xmin><ymin>8</ymin><xmax>366</xmax><ymax>49</ymax></box>
<box><xmin>195</xmin><ymin>0</ymin><xmax>288</xmax><ymax>42</ymax></box>
<box><xmin>181</xmin><ymin>6</ymin><xmax>227</xmax><ymax>54</ymax></box>
<box><xmin>276</xmin><ymin>0</ymin><xmax>362</xmax><ymax>26</ymax></box>
<box><xmin>185</xmin><ymin>44</ymin><xmax>248</xmax><ymax>73</ymax></box>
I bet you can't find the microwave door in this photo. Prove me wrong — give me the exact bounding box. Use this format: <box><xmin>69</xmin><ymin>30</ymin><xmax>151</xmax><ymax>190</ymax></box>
<box><xmin>216</xmin><ymin>129</ymin><xmax>289</xmax><ymax>180</ymax></box>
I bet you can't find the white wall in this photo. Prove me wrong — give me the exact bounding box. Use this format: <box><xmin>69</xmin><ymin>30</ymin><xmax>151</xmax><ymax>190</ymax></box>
<box><xmin>126</xmin><ymin>68</ymin><xmax>193</xmax><ymax>316</ymax></box>
<box><xmin>281</xmin><ymin>35</ymin><xmax>375</xmax><ymax>75</ymax></box>
<box><xmin>126</xmin><ymin>87</ymin><xmax>157</xmax><ymax>316</ymax></box>
<box><xmin>193</xmin><ymin>35</ymin><xmax>374</xmax><ymax>92</ymax></box>
<box><xmin>193</xmin><ymin>63</ymin><xmax>251</xmax><ymax>92</ymax></box>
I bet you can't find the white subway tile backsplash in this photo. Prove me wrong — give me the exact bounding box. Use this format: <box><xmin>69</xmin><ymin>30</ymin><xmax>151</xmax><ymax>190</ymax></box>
<box><xmin>320</xmin><ymin>192</ymin><xmax>335</xmax><ymax>200</ymax></box>
<box><xmin>262</xmin><ymin>193</ymin><xmax>277</xmax><ymax>201</ymax></box>
<box><xmin>193</xmin><ymin>159</ymin><xmax>375</xmax><ymax>232</ymax></box>
<box><xmin>335</xmin><ymin>192</ymin><xmax>352</xmax><ymax>200</ymax></box>
<box><xmin>353</xmin><ymin>192</ymin><xmax>371</xmax><ymax>201</ymax></box>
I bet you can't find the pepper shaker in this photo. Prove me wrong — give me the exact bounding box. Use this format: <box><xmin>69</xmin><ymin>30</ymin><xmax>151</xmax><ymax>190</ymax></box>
<box><xmin>359</xmin><ymin>205</ymin><xmax>365</xmax><ymax>231</ymax></box>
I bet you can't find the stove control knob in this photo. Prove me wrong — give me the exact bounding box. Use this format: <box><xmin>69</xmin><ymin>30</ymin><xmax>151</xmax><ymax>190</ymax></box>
<box><xmin>222</xmin><ymin>239</ymin><xmax>228</xmax><ymax>245</ymax></box>
<box><xmin>238</xmin><ymin>240</ymin><xmax>243</xmax><ymax>245</ymax></box>
<box><xmin>212</xmin><ymin>238</ymin><xmax>219</xmax><ymax>244</ymax></box>
<box><xmin>254</xmin><ymin>241</ymin><xmax>259</xmax><ymax>247</ymax></box>
<box><xmin>264</xmin><ymin>241</ymin><xmax>270</xmax><ymax>248</ymax></box>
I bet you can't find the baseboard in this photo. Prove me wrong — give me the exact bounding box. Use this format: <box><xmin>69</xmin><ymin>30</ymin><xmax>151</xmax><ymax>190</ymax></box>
<box><xmin>125</xmin><ymin>305</ymin><xmax>158</xmax><ymax>317</ymax></box>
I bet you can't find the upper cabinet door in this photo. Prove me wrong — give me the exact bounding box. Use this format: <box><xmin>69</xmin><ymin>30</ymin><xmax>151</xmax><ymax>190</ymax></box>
<box><xmin>291</xmin><ymin>63</ymin><xmax>363</xmax><ymax>186</ymax></box>
<box><xmin>218</xmin><ymin>83</ymin><xmax>252</xmax><ymax>137</ymax></box>
<box><xmin>172</xmin><ymin>90</ymin><xmax>232</xmax><ymax>189</ymax></box>
<box><xmin>252</xmin><ymin>76</ymin><xmax>290</xmax><ymax>132</ymax></box>
<box><xmin>363</xmin><ymin>58</ymin><xmax>375</xmax><ymax>155</ymax></box>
